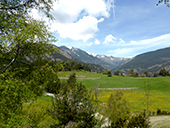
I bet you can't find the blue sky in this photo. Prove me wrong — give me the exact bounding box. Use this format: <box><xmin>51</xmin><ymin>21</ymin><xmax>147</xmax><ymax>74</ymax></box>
<box><xmin>32</xmin><ymin>0</ymin><xmax>170</xmax><ymax>58</ymax></box>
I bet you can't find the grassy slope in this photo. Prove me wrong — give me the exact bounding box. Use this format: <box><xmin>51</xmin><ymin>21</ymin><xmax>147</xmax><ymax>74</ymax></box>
<box><xmin>58</xmin><ymin>71</ymin><xmax>170</xmax><ymax>113</ymax></box>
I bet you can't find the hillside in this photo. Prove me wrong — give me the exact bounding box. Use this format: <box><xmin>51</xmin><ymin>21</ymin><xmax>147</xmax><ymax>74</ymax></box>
<box><xmin>59</xmin><ymin>46</ymin><xmax>130</xmax><ymax>70</ymax></box>
<box><xmin>47</xmin><ymin>45</ymin><xmax>105</xmax><ymax>72</ymax></box>
<box><xmin>113</xmin><ymin>47</ymin><xmax>170</xmax><ymax>74</ymax></box>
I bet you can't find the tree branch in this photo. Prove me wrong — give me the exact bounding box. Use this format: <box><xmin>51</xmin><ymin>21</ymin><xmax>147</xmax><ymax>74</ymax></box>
<box><xmin>1</xmin><ymin>44</ymin><xmax>20</xmax><ymax>74</ymax></box>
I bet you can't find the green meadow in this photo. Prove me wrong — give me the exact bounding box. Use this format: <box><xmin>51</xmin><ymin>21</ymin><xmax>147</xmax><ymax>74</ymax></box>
<box><xmin>56</xmin><ymin>71</ymin><xmax>170</xmax><ymax>114</ymax></box>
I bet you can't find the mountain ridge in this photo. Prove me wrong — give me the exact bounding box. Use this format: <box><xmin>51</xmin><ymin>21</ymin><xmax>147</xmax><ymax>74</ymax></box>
<box><xmin>113</xmin><ymin>47</ymin><xmax>170</xmax><ymax>74</ymax></box>
<box><xmin>59</xmin><ymin>45</ymin><xmax>130</xmax><ymax>70</ymax></box>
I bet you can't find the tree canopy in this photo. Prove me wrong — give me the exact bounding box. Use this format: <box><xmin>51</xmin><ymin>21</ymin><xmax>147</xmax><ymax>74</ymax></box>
<box><xmin>0</xmin><ymin>0</ymin><xmax>57</xmax><ymax>126</ymax></box>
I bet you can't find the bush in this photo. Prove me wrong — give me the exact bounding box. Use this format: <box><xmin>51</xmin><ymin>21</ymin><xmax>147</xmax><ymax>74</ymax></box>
<box><xmin>127</xmin><ymin>111</ymin><xmax>150</xmax><ymax>128</ymax></box>
<box><xmin>157</xmin><ymin>108</ymin><xmax>161</xmax><ymax>115</ymax></box>
<box><xmin>108</xmin><ymin>71</ymin><xmax>112</xmax><ymax>77</ymax></box>
<box><xmin>106</xmin><ymin>90</ymin><xmax>130</xmax><ymax>127</ymax></box>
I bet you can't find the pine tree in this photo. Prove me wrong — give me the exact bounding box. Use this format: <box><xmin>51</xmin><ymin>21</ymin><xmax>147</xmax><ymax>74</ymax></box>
<box><xmin>49</xmin><ymin>74</ymin><xmax>97</xmax><ymax>128</ymax></box>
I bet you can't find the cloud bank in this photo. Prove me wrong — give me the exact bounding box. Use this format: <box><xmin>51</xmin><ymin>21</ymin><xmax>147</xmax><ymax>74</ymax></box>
<box><xmin>31</xmin><ymin>0</ymin><xmax>115</xmax><ymax>42</ymax></box>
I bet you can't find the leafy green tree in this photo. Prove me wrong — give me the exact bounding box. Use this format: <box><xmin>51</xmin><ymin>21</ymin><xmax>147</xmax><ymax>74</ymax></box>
<box><xmin>153</xmin><ymin>72</ymin><xmax>159</xmax><ymax>77</ymax></box>
<box><xmin>103</xmin><ymin>67</ymin><xmax>108</xmax><ymax>75</ymax></box>
<box><xmin>120</xmin><ymin>72</ymin><xmax>124</xmax><ymax>76</ymax></box>
<box><xmin>0</xmin><ymin>0</ymin><xmax>56</xmax><ymax>127</ymax></box>
<box><xmin>133</xmin><ymin>72</ymin><xmax>139</xmax><ymax>77</ymax></box>
<box><xmin>114</xmin><ymin>70</ymin><xmax>120</xmax><ymax>76</ymax></box>
<box><xmin>144</xmin><ymin>71</ymin><xmax>148</xmax><ymax>77</ymax></box>
<box><xmin>49</xmin><ymin>74</ymin><xmax>97</xmax><ymax>128</ymax></box>
<box><xmin>106</xmin><ymin>90</ymin><xmax>130</xmax><ymax>128</ymax></box>
<box><xmin>108</xmin><ymin>71</ymin><xmax>112</xmax><ymax>77</ymax></box>
<box><xmin>159</xmin><ymin>68</ymin><xmax>170</xmax><ymax>76</ymax></box>
<box><xmin>128</xmin><ymin>69</ymin><xmax>134</xmax><ymax>77</ymax></box>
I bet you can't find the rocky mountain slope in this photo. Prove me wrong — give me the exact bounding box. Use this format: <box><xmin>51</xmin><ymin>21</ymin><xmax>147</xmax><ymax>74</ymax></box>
<box><xmin>47</xmin><ymin>45</ymin><xmax>105</xmax><ymax>72</ymax></box>
<box><xmin>59</xmin><ymin>46</ymin><xmax>130</xmax><ymax>70</ymax></box>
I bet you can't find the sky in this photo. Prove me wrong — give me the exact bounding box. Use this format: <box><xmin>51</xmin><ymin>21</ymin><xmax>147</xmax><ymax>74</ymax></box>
<box><xmin>32</xmin><ymin>0</ymin><xmax>170</xmax><ymax>58</ymax></box>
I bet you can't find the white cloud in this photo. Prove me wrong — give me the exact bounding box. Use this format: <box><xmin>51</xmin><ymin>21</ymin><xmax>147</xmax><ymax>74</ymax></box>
<box><xmin>119</xmin><ymin>38</ymin><xmax>125</xmax><ymax>43</ymax></box>
<box><xmin>106</xmin><ymin>33</ymin><xmax>170</xmax><ymax>57</ymax></box>
<box><xmin>103</xmin><ymin>34</ymin><xmax>116</xmax><ymax>44</ymax></box>
<box><xmin>86</xmin><ymin>42</ymin><xmax>93</xmax><ymax>46</ymax></box>
<box><xmin>129</xmin><ymin>33</ymin><xmax>170</xmax><ymax>48</ymax></box>
<box><xmin>107</xmin><ymin>48</ymin><xmax>133</xmax><ymax>57</ymax></box>
<box><xmin>30</xmin><ymin>0</ymin><xmax>115</xmax><ymax>41</ymax></box>
<box><xmin>56</xmin><ymin>16</ymin><xmax>103</xmax><ymax>42</ymax></box>
<box><xmin>94</xmin><ymin>39</ymin><xmax>100</xmax><ymax>45</ymax></box>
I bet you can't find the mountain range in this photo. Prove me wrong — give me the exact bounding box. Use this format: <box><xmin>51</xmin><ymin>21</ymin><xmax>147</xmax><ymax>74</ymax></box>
<box><xmin>49</xmin><ymin>44</ymin><xmax>170</xmax><ymax>75</ymax></box>
<box><xmin>59</xmin><ymin>46</ymin><xmax>130</xmax><ymax>70</ymax></box>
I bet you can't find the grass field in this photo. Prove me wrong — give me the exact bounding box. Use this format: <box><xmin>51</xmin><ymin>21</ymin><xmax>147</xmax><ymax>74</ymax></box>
<box><xmin>57</xmin><ymin>71</ymin><xmax>170</xmax><ymax>113</ymax></box>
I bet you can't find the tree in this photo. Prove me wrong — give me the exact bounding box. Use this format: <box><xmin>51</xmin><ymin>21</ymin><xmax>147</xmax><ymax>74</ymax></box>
<box><xmin>144</xmin><ymin>71</ymin><xmax>148</xmax><ymax>77</ymax></box>
<box><xmin>0</xmin><ymin>0</ymin><xmax>57</xmax><ymax>74</ymax></box>
<box><xmin>159</xmin><ymin>68</ymin><xmax>170</xmax><ymax>76</ymax></box>
<box><xmin>128</xmin><ymin>69</ymin><xmax>134</xmax><ymax>77</ymax></box>
<box><xmin>114</xmin><ymin>70</ymin><xmax>120</xmax><ymax>76</ymax></box>
<box><xmin>106</xmin><ymin>90</ymin><xmax>130</xmax><ymax>128</ymax></box>
<box><xmin>127</xmin><ymin>111</ymin><xmax>150</xmax><ymax>128</ymax></box>
<box><xmin>103</xmin><ymin>67</ymin><xmax>108</xmax><ymax>75</ymax></box>
<box><xmin>0</xmin><ymin>0</ymin><xmax>57</xmax><ymax>126</ymax></box>
<box><xmin>49</xmin><ymin>74</ymin><xmax>97</xmax><ymax>128</ymax></box>
<box><xmin>92</xmin><ymin>84</ymin><xmax>101</xmax><ymax>102</ymax></box>
<box><xmin>108</xmin><ymin>71</ymin><xmax>112</xmax><ymax>77</ymax></box>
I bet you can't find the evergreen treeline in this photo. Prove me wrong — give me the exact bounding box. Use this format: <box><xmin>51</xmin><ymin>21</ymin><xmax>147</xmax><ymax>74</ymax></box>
<box><xmin>50</xmin><ymin>60</ymin><xmax>91</xmax><ymax>72</ymax></box>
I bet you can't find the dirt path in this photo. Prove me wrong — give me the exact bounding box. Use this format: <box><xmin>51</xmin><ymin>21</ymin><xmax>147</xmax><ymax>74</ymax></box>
<box><xmin>98</xmin><ymin>87</ymin><xmax>138</xmax><ymax>90</ymax></box>
<box><xmin>150</xmin><ymin>116</ymin><xmax>170</xmax><ymax>128</ymax></box>
<box><xmin>59</xmin><ymin>77</ymin><xmax>100</xmax><ymax>80</ymax></box>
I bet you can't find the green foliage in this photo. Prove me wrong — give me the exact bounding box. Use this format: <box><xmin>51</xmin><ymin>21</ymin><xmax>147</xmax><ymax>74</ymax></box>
<box><xmin>153</xmin><ymin>72</ymin><xmax>159</xmax><ymax>77</ymax></box>
<box><xmin>106</xmin><ymin>90</ymin><xmax>130</xmax><ymax>128</ymax></box>
<box><xmin>144</xmin><ymin>71</ymin><xmax>148</xmax><ymax>77</ymax></box>
<box><xmin>92</xmin><ymin>84</ymin><xmax>100</xmax><ymax>102</ymax></box>
<box><xmin>108</xmin><ymin>71</ymin><xmax>112</xmax><ymax>77</ymax></box>
<box><xmin>128</xmin><ymin>69</ymin><xmax>134</xmax><ymax>77</ymax></box>
<box><xmin>48</xmin><ymin>73</ymin><xmax>97</xmax><ymax>128</ymax></box>
<box><xmin>103</xmin><ymin>68</ymin><xmax>108</xmax><ymax>75</ymax></box>
<box><xmin>159</xmin><ymin>68</ymin><xmax>170</xmax><ymax>76</ymax></box>
<box><xmin>114</xmin><ymin>70</ymin><xmax>120</xmax><ymax>76</ymax></box>
<box><xmin>67</xmin><ymin>72</ymin><xmax>77</xmax><ymax>88</ymax></box>
<box><xmin>58</xmin><ymin>61</ymin><xmax>91</xmax><ymax>72</ymax></box>
<box><xmin>127</xmin><ymin>111</ymin><xmax>150</xmax><ymax>128</ymax></box>
<box><xmin>96</xmin><ymin>69</ymin><xmax>99</xmax><ymax>73</ymax></box>
<box><xmin>22</xmin><ymin>100</ymin><xmax>57</xmax><ymax>127</ymax></box>
<box><xmin>0</xmin><ymin>73</ymin><xmax>27</xmax><ymax>126</ymax></box>
<box><xmin>0</xmin><ymin>0</ymin><xmax>57</xmax><ymax>126</ymax></box>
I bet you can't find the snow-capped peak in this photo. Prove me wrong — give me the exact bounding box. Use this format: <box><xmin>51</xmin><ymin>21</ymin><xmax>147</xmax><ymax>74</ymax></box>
<box><xmin>68</xmin><ymin>46</ymin><xmax>72</xmax><ymax>50</ymax></box>
<box><xmin>86</xmin><ymin>51</ymin><xmax>97</xmax><ymax>57</ymax></box>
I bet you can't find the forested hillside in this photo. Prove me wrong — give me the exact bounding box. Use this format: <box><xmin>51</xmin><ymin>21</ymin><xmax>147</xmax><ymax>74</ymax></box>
<box><xmin>113</xmin><ymin>47</ymin><xmax>170</xmax><ymax>74</ymax></box>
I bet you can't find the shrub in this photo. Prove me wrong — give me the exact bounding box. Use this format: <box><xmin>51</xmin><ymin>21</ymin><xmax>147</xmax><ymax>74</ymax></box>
<box><xmin>108</xmin><ymin>71</ymin><xmax>112</xmax><ymax>77</ymax></box>
<box><xmin>157</xmin><ymin>108</ymin><xmax>161</xmax><ymax>115</ymax></box>
<box><xmin>106</xmin><ymin>90</ymin><xmax>130</xmax><ymax>127</ymax></box>
<box><xmin>127</xmin><ymin>111</ymin><xmax>150</xmax><ymax>128</ymax></box>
